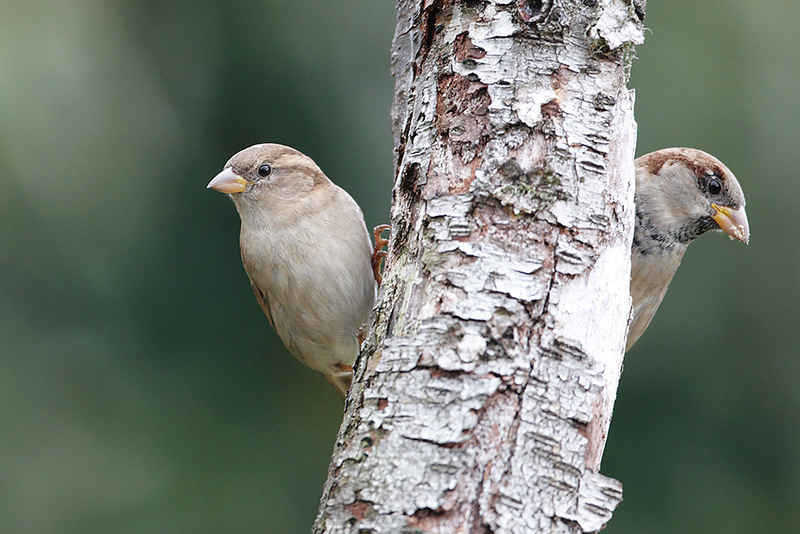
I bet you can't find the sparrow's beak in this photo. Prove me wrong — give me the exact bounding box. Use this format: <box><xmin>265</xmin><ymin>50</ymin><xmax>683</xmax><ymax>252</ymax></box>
<box><xmin>711</xmin><ymin>204</ymin><xmax>750</xmax><ymax>244</ymax></box>
<box><xmin>207</xmin><ymin>168</ymin><xmax>248</xmax><ymax>194</ymax></box>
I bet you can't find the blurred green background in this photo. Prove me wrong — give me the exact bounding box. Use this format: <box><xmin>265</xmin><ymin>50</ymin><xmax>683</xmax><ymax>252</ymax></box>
<box><xmin>0</xmin><ymin>0</ymin><xmax>796</xmax><ymax>532</ymax></box>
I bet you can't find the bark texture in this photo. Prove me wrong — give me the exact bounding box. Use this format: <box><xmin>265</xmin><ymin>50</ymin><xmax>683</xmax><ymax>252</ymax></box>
<box><xmin>314</xmin><ymin>1</ymin><xmax>643</xmax><ymax>532</ymax></box>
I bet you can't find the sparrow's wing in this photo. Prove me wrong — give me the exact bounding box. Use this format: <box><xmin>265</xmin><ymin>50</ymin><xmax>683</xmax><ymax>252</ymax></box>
<box><xmin>250</xmin><ymin>281</ymin><xmax>276</xmax><ymax>330</ymax></box>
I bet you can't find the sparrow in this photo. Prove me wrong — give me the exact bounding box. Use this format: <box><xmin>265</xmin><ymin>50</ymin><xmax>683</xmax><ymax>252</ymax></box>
<box><xmin>627</xmin><ymin>148</ymin><xmax>749</xmax><ymax>351</ymax></box>
<box><xmin>207</xmin><ymin>143</ymin><xmax>389</xmax><ymax>396</ymax></box>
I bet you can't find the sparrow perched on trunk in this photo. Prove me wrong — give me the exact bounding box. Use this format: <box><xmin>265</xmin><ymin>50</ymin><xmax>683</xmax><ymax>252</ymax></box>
<box><xmin>208</xmin><ymin>144</ymin><xmax>388</xmax><ymax>396</ymax></box>
<box><xmin>627</xmin><ymin>148</ymin><xmax>749</xmax><ymax>351</ymax></box>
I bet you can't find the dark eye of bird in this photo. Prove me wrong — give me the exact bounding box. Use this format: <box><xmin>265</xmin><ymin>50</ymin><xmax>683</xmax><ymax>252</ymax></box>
<box><xmin>257</xmin><ymin>164</ymin><xmax>271</xmax><ymax>177</ymax></box>
<box><xmin>708</xmin><ymin>177</ymin><xmax>722</xmax><ymax>195</ymax></box>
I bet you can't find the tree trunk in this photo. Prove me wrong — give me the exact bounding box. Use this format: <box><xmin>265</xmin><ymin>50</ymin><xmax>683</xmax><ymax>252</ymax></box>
<box><xmin>314</xmin><ymin>1</ymin><xmax>643</xmax><ymax>532</ymax></box>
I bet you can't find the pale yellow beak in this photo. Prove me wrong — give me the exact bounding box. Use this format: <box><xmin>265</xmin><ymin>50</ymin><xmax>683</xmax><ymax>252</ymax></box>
<box><xmin>711</xmin><ymin>204</ymin><xmax>750</xmax><ymax>244</ymax></box>
<box><xmin>207</xmin><ymin>168</ymin><xmax>247</xmax><ymax>194</ymax></box>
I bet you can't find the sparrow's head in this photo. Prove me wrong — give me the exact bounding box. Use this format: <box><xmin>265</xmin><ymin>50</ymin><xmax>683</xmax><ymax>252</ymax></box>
<box><xmin>207</xmin><ymin>143</ymin><xmax>330</xmax><ymax>208</ymax></box>
<box><xmin>635</xmin><ymin>148</ymin><xmax>749</xmax><ymax>245</ymax></box>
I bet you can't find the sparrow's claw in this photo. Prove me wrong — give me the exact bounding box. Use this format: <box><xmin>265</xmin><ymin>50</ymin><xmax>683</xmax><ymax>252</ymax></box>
<box><xmin>372</xmin><ymin>225</ymin><xmax>391</xmax><ymax>285</ymax></box>
<box><xmin>373</xmin><ymin>225</ymin><xmax>390</xmax><ymax>249</ymax></box>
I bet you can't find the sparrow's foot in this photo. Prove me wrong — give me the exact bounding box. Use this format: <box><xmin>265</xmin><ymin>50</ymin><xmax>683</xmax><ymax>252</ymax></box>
<box><xmin>371</xmin><ymin>224</ymin><xmax>391</xmax><ymax>285</ymax></box>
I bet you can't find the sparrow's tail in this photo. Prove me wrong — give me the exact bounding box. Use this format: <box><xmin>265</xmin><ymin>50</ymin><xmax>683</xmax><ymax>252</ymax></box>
<box><xmin>324</xmin><ymin>370</ymin><xmax>352</xmax><ymax>399</ymax></box>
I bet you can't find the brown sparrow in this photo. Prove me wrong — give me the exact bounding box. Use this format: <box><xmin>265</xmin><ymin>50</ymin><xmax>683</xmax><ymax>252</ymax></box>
<box><xmin>207</xmin><ymin>144</ymin><xmax>388</xmax><ymax>396</ymax></box>
<box><xmin>627</xmin><ymin>148</ymin><xmax>749</xmax><ymax>350</ymax></box>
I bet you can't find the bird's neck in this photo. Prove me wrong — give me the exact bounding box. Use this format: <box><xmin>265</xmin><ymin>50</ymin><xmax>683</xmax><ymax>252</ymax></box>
<box><xmin>633</xmin><ymin>209</ymin><xmax>682</xmax><ymax>255</ymax></box>
<box><xmin>633</xmin><ymin>192</ymin><xmax>716</xmax><ymax>250</ymax></box>
<box><xmin>234</xmin><ymin>190</ymin><xmax>318</xmax><ymax>232</ymax></box>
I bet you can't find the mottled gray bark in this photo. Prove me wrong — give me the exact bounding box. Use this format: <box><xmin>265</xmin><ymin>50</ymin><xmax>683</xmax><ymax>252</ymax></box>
<box><xmin>314</xmin><ymin>1</ymin><xmax>643</xmax><ymax>532</ymax></box>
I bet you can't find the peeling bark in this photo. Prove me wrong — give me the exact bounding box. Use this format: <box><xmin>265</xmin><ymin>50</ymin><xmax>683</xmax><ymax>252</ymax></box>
<box><xmin>314</xmin><ymin>0</ymin><xmax>643</xmax><ymax>532</ymax></box>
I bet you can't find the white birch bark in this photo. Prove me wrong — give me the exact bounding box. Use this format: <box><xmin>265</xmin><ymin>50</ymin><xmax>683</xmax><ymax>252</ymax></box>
<box><xmin>315</xmin><ymin>1</ymin><xmax>644</xmax><ymax>532</ymax></box>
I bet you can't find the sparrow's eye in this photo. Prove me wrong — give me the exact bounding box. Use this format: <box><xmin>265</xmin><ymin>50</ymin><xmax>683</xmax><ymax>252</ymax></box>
<box><xmin>708</xmin><ymin>177</ymin><xmax>722</xmax><ymax>195</ymax></box>
<box><xmin>257</xmin><ymin>164</ymin><xmax>272</xmax><ymax>177</ymax></box>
